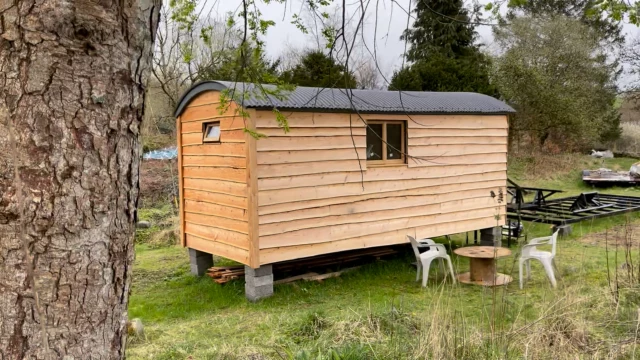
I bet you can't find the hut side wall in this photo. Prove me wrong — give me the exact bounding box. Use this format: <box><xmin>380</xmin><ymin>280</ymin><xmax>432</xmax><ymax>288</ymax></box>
<box><xmin>177</xmin><ymin>91</ymin><xmax>251</xmax><ymax>265</ymax></box>
<box><xmin>255</xmin><ymin>111</ymin><xmax>508</xmax><ymax>265</ymax></box>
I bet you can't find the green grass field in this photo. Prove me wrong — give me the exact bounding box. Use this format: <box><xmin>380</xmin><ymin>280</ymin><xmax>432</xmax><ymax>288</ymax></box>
<box><xmin>127</xmin><ymin>155</ymin><xmax>640</xmax><ymax>359</ymax></box>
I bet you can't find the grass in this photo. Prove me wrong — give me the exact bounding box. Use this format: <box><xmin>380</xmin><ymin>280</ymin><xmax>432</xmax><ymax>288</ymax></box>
<box><xmin>128</xmin><ymin>154</ymin><xmax>640</xmax><ymax>359</ymax></box>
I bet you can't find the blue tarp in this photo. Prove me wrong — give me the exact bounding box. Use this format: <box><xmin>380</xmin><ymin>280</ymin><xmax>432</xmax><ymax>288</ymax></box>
<box><xmin>143</xmin><ymin>147</ymin><xmax>177</xmax><ymax>160</ymax></box>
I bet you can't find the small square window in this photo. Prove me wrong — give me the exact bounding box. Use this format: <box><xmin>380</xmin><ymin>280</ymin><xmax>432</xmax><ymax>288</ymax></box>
<box><xmin>203</xmin><ymin>121</ymin><xmax>220</xmax><ymax>143</ymax></box>
<box><xmin>366</xmin><ymin>120</ymin><xmax>406</xmax><ymax>166</ymax></box>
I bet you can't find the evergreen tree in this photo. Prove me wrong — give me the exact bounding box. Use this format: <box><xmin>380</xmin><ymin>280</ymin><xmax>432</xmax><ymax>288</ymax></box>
<box><xmin>281</xmin><ymin>50</ymin><xmax>357</xmax><ymax>88</ymax></box>
<box><xmin>402</xmin><ymin>0</ymin><xmax>477</xmax><ymax>61</ymax></box>
<box><xmin>390</xmin><ymin>0</ymin><xmax>496</xmax><ymax>95</ymax></box>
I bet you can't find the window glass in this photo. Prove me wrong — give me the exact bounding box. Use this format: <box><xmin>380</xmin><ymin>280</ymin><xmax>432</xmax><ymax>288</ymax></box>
<box><xmin>366</xmin><ymin>124</ymin><xmax>383</xmax><ymax>160</ymax></box>
<box><xmin>203</xmin><ymin>122</ymin><xmax>220</xmax><ymax>142</ymax></box>
<box><xmin>386</xmin><ymin>123</ymin><xmax>403</xmax><ymax>161</ymax></box>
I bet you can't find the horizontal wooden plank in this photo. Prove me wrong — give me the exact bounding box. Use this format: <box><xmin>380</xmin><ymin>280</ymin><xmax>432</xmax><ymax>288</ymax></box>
<box><xmin>186</xmin><ymin>234</ymin><xmax>250</xmax><ymax>265</ymax></box>
<box><xmin>255</xmin><ymin>111</ymin><xmax>358</xmax><ymax>128</ymax></box>
<box><xmin>184</xmin><ymin>199</ymin><xmax>249</xmax><ymax>221</ymax></box>
<box><xmin>258</xmin><ymin>171</ymin><xmax>506</xmax><ymax>207</ymax></box>
<box><xmin>182</xmin><ymin>167</ymin><xmax>246</xmax><ymax>183</ymax></box>
<box><xmin>185</xmin><ymin>222</ymin><xmax>249</xmax><ymax>249</ymax></box>
<box><xmin>181</xmin><ymin>132</ymin><xmax>202</xmax><ymax>146</ymax></box>
<box><xmin>408</xmin><ymin>153</ymin><xmax>506</xmax><ymax>167</ymax></box>
<box><xmin>409</xmin><ymin>128</ymin><xmax>508</xmax><ymax>138</ymax></box>
<box><xmin>186</xmin><ymin>91</ymin><xmax>222</xmax><ymax>107</ymax></box>
<box><xmin>256</xmin><ymin>136</ymin><xmax>366</xmax><ymax>151</ymax></box>
<box><xmin>182</xmin><ymin>155</ymin><xmax>246</xmax><ymax>168</ymax></box>
<box><xmin>260</xmin><ymin>207</ymin><xmax>505</xmax><ymax>248</ymax></box>
<box><xmin>257</xmin><ymin>127</ymin><xmax>366</xmax><ymax>137</ymax></box>
<box><xmin>181</xmin><ymin>104</ymin><xmax>235</xmax><ymax>122</ymax></box>
<box><xmin>185</xmin><ymin>212</ymin><xmax>248</xmax><ymax>234</ymax></box>
<box><xmin>257</xmin><ymin>148</ymin><xmax>368</xmax><ymax>165</ymax></box>
<box><xmin>255</xmin><ymin>111</ymin><xmax>508</xmax><ymax>129</ymax></box>
<box><xmin>258</xmin><ymin>160</ymin><xmax>364</xmax><ymax>178</ymax></box>
<box><xmin>259</xmin><ymin>216</ymin><xmax>502</xmax><ymax>264</ymax></box>
<box><xmin>181</xmin><ymin>143</ymin><xmax>245</xmax><ymax>157</ymax></box>
<box><xmin>183</xmin><ymin>178</ymin><xmax>247</xmax><ymax>198</ymax></box>
<box><xmin>405</xmin><ymin>115</ymin><xmax>509</xmax><ymax>129</ymax></box>
<box><xmin>408</xmin><ymin>136</ymin><xmax>507</xmax><ymax>146</ymax></box>
<box><xmin>409</xmin><ymin>144</ymin><xmax>507</xmax><ymax>157</ymax></box>
<box><xmin>183</xmin><ymin>189</ymin><xmax>247</xmax><ymax>209</ymax></box>
<box><xmin>259</xmin><ymin>184</ymin><xmax>505</xmax><ymax>225</ymax></box>
<box><xmin>260</xmin><ymin>195</ymin><xmax>505</xmax><ymax>237</ymax></box>
<box><xmin>257</xmin><ymin>163</ymin><xmax>506</xmax><ymax>190</ymax></box>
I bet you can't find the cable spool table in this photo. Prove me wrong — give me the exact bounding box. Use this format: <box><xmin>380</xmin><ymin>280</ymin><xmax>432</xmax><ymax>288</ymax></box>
<box><xmin>453</xmin><ymin>246</ymin><xmax>512</xmax><ymax>286</ymax></box>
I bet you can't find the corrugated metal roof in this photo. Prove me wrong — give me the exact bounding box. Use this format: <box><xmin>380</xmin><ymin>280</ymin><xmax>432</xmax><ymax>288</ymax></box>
<box><xmin>174</xmin><ymin>80</ymin><xmax>515</xmax><ymax>117</ymax></box>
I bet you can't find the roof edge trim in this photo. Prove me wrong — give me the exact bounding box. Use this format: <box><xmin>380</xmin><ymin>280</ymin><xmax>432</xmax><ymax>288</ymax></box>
<box><xmin>174</xmin><ymin>81</ymin><xmax>229</xmax><ymax>117</ymax></box>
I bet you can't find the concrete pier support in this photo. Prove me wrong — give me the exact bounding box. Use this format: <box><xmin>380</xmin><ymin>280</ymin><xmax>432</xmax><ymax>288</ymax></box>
<box><xmin>189</xmin><ymin>248</ymin><xmax>214</xmax><ymax>276</ymax></box>
<box><xmin>245</xmin><ymin>265</ymin><xmax>274</xmax><ymax>301</ymax></box>
<box><xmin>480</xmin><ymin>226</ymin><xmax>502</xmax><ymax>247</ymax></box>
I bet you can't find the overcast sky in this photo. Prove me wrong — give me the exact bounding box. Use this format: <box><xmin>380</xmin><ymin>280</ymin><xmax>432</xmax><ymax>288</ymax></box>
<box><xmin>204</xmin><ymin>0</ymin><xmax>639</xmax><ymax>89</ymax></box>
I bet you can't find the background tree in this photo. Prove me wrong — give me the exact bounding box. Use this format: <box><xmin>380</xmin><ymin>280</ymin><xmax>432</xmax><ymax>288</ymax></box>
<box><xmin>390</xmin><ymin>51</ymin><xmax>495</xmax><ymax>93</ymax></box>
<box><xmin>505</xmin><ymin>0</ymin><xmax>625</xmax><ymax>46</ymax></box>
<box><xmin>0</xmin><ymin>0</ymin><xmax>160</xmax><ymax>358</ymax></box>
<box><xmin>281</xmin><ymin>50</ymin><xmax>357</xmax><ymax>88</ymax></box>
<box><xmin>493</xmin><ymin>16</ymin><xmax>621</xmax><ymax>151</ymax></box>
<box><xmin>389</xmin><ymin>0</ymin><xmax>495</xmax><ymax>95</ymax></box>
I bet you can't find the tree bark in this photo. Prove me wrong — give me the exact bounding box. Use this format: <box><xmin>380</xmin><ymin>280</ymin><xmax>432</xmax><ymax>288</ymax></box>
<box><xmin>0</xmin><ymin>1</ymin><xmax>160</xmax><ymax>359</ymax></box>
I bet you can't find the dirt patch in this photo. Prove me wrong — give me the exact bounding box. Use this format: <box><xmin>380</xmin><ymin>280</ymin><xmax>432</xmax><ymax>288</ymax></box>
<box><xmin>577</xmin><ymin>223</ymin><xmax>640</xmax><ymax>247</ymax></box>
<box><xmin>139</xmin><ymin>159</ymin><xmax>178</xmax><ymax>208</ymax></box>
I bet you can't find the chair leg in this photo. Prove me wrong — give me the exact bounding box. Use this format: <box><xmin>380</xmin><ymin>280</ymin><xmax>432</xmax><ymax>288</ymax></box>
<box><xmin>421</xmin><ymin>259</ymin><xmax>433</xmax><ymax>287</ymax></box>
<box><xmin>416</xmin><ymin>263</ymin><xmax>421</xmax><ymax>282</ymax></box>
<box><xmin>542</xmin><ymin>259</ymin><xmax>557</xmax><ymax>288</ymax></box>
<box><xmin>519</xmin><ymin>259</ymin><xmax>525</xmax><ymax>289</ymax></box>
<box><xmin>526</xmin><ymin>260</ymin><xmax>532</xmax><ymax>280</ymax></box>
<box><xmin>446</xmin><ymin>256</ymin><xmax>456</xmax><ymax>284</ymax></box>
<box><xmin>552</xmin><ymin>258</ymin><xmax>560</xmax><ymax>278</ymax></box>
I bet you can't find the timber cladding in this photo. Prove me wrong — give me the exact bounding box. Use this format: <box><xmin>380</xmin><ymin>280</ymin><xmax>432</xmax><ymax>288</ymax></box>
<box><xmin>174</xmin><ymin>83</ymin><xmax>513</xmax><ymax>268</ymax></box>
<box><xmin>254</xmin><ymin>111</ymin><xmax>508</xmax><ymax>265</ymax></box>
<box><xmin>176</xmin><ymin>91</ymin><xmax>252</xmax><ymax>265</ymax></box>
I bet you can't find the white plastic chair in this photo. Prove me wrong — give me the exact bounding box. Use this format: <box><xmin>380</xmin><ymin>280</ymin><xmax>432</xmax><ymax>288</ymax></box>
<box><xmin>407</xmin><ymin>235</ymin><xmax>456</xmax><ymax>287</ymax></box>
<box><xmin>519</xmin><ymin>230</ymin><xmax>560</xmax><ymax>289</ymax></box>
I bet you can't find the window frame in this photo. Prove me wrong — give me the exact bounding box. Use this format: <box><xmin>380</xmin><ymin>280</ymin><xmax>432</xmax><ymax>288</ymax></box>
<box><xmin>202</xmin><ymin>121</ymin><xmax>221</xmax><ymax>143</ymax></box>
<box><xmin>366</xmin><ymin>120</ymin><xmax>407</xmax><ymax>166</ymax></box>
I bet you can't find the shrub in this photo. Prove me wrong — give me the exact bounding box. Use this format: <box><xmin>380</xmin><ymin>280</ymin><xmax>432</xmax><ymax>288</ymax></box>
<box><xmin>613</xmin><ymin>122</ymin><xmax>640</xmax><ymax>157</ymax></box>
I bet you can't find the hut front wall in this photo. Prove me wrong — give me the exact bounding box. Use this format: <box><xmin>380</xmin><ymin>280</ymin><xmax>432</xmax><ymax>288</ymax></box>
<box><xmin>254</xmin><ymin>111</ymin><xmax>508</xmax><ymax>265</ymax></box>
<box><xmin>177</xmin><ymin>91</ymin><xmax>252</xmax><ymax>265</ymax></box>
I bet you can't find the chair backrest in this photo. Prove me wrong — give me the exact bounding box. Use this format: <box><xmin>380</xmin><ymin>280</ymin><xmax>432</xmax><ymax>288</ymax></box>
<box><xmin>550</xmin><ymin>230</ymin><xmax>559</xmax><ymax>257</ymax></box>
<box><xmin>407</xmin><ymin>235</ymin><xmax>421</xmax><ymax>260</ymax></box>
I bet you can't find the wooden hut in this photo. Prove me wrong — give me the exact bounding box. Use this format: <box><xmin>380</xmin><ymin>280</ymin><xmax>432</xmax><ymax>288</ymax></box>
<box><xmin>174</xmin><ymin>81</ymin><xmax>515</xmax><ymax>300</ymax></box>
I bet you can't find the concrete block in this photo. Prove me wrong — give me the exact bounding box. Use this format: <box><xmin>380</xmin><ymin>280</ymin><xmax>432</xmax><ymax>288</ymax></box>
<box><xmin>245</xmin><ymin>274</ymin><xmax>274</xmax><ymax>288</ymax></box>
<box><xmin>245</xmin><ymin>283</ymin><xmax>274</xmax><ymax>302</ymax></box>
<box><xmin>480</xmin><ymin>226</ymin><xmax>502</xmax><ymax>247</ymax></box>
<box><xmin>553</xmin><ymin>224</ymin><xmax>572</xmax><ymax>237</ymax></box>
<box><xmin>245</xmin><ymin>265</ymin><xmax>274</xmax><ymax>301</ymax></box>
<box><xmin>189</xmin><ymin>248</ymin><xmax>213</xmax><ymax>276</ymax></box>
<box><xmin>245</xmin><ymin>264</ymin><xmax>273</xmax><ymax>278</ymax></box>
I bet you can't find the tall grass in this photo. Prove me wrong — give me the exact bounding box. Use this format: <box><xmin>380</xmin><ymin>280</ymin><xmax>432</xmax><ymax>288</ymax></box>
<box><xmin>127</xmin><ymin>217</ymin><xmax>640</xmax><ymax>359</ymax></box>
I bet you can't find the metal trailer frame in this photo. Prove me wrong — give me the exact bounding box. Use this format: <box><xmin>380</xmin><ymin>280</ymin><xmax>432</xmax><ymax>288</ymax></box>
<box><xmin>506</xmin><ymin>189</ymin><xmax>640</xmax><ymax>226</ymax></box>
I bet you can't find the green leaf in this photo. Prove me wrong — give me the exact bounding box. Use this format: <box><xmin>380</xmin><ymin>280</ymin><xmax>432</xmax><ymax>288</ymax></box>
<box><xmin>272</xmin><ymin>108</ymin><xmax>290</xmax><ymax>133</ymax></box>
<box><xmin>484</xmin><ymin>3</ymin><xmax>493</xmax><ymax>11</ymax></box>
<box><xmin>243</xmin><ymin>128</ymin><xmax>267</xmax><ymax>140</ymax></box>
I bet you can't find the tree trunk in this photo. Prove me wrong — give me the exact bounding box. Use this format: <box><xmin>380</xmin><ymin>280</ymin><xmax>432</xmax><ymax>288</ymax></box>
<box><xmin>0</xmin><ymin>1</ymin><xmax>160</xmax><ymax>358</ymax></box>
